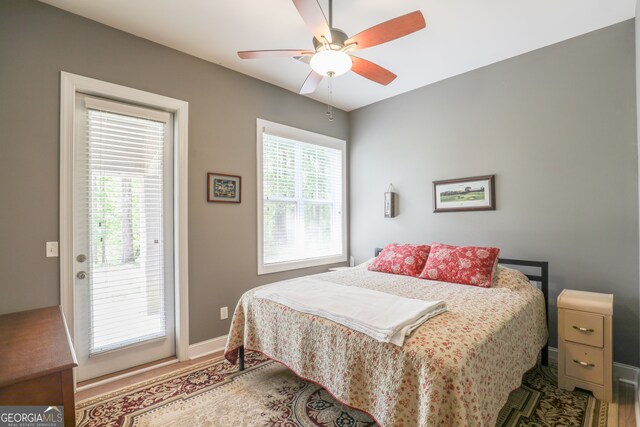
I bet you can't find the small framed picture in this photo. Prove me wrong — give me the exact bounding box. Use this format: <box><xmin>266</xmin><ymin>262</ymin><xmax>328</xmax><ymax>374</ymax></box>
<box><xmin>433</xmin><ymin>175</ymin><xmax>495</xmax><ymax>213</ymax></box>
<box><xmin>207</xmin><ymin>173</ymin><xmax>241</xmax><ymax>203</ymax></box>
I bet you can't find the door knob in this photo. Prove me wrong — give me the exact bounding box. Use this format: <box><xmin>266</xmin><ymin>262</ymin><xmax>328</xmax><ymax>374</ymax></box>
<box><xmin>76</xmin><ymin>271</ymin><xmax>87</xmax><ymax>280</ymax></box>
<box><xmin>76</xmin><ymin>254</ymin><xmax>87</xmax><ymax>263</ymax></box>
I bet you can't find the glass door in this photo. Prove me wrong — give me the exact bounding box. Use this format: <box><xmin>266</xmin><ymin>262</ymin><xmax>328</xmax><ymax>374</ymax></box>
<box><xmin>73</xmin><ymin>94</ymin><xmax>175</xmax><ymax>382</ymax></box>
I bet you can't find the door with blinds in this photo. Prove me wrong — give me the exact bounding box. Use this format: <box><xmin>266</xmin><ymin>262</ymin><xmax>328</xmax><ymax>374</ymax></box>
<box><xmin>73</xmin><ymin>94</ymin><xmax>175</xmax><ymax>382</ymax></box>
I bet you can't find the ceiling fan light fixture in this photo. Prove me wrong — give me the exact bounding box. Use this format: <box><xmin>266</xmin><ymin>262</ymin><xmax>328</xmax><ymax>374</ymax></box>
<box><xmin>310</xmin><ymin>50</ymin><xmax>352</xmax><ymax>77</ymax></box>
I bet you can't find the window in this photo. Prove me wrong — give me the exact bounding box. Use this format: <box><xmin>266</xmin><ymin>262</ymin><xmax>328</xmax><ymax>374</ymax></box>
<box><xmin>257</xmin><ymin>119</ymin><xmax>347</xmax><ymax>274</ymax></box>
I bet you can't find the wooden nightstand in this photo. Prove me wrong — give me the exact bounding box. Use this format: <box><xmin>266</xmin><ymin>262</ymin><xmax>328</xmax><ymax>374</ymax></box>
<box><xmin>0</xmin><ymin>307</ymin><xmax>78</xmax><ymax>426</ymax></box>
<box><xmin>557</xmin><ymin>289</ymin><xmax>613</xmax><ymax>402</ymax></box>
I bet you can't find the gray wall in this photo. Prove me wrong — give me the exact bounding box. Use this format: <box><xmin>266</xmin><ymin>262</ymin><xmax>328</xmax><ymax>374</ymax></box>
<box><xmin>636</xmin><ymin>3</ymin><xmax>640</xmax><ymax>368</ymax></box>
<box><xmin>1</xmin><ymin>0</ymin><xmax>638</xmax><ymax>365</ymax></box>
<box><xmin>349</xmin><ymin>21</ymin><xmax>639</xmax><ymax>365</ymax></box>
<box><xmin>0</xmin><ymin>0</ymin><xmax>348</xmax><ymax>343</ymax></box>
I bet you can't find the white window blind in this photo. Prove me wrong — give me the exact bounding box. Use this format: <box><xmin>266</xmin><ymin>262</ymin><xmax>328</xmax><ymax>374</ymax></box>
<box><xmin>258</xmin><ymin>119</ymin><xmax>346</xmax><ymax>274</ymax></box>
<box><xmin>80</xmin><ymin>96</ymin><xmax>172</xmax><ymax>355</ymax></box>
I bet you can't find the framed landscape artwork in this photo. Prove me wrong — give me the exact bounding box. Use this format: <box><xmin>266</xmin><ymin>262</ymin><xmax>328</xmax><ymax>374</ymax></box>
<box><xmin>433</xmin><ymin>175</ymin><xmax>495</xmax><ymax>213</ymax></box>
<box><xmin>207</xmin><ymin>173</ymin><xmax>241</xmax><ymax>203</ymax></box>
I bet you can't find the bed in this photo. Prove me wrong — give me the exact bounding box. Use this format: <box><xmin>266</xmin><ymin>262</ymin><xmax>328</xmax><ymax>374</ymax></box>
<box><xmin>224</xmin><ymin>254</ymin><xmax>548</xmax><ymax>426</ymax></box>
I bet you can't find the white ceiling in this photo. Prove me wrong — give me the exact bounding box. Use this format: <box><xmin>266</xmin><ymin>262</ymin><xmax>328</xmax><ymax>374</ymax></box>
<box><xmin>40</xmin><ymin>0</ymin><xmax>635</xmax><ymax>111</ymax></box>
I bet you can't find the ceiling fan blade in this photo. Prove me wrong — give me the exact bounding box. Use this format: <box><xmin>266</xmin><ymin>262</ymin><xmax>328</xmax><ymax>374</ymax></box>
<box><xmin>292</xmin><ymin>0</ymin><xmax>332</xmax><ymax>43</ymax></box>
<box><xmin>293</xmin><ymin>55</ymin><xmax>311</xmax><ymax>64</ymax></box>
<box><xmin>299</xmin><ymin>70</ymin><xmax>324</xmax><ymax>94</ymax></box>
<box><xmin>350</xmin><ymin>56</ymin><xmax>397</xmax><ymax>86</ymax></box>
<box><xmin>238</xmin><ymin>49</ymin><xmax>314</xmax><ymax>59</ymax></box>
<box><xmin>345</xmin><ymin>11</ymin><xmax>425</xmax><ymax>51</ymax></box>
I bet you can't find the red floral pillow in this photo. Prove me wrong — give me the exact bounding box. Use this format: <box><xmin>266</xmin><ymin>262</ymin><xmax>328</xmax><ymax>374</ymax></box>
<box><xmin>368</xmin><ymin>243</ymin><xmax>431</xmax><ymax>277</ymax></box>
<box><xmin>418</xmin><ymin>243</ymin><xmax>500</xmax><ymax>288</ymax></box>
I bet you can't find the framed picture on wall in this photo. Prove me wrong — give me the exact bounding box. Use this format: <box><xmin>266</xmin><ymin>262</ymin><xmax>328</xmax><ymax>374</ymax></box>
<box><xmin>433</xmin><ymin>175</ymin><xmax>495</xmax><ymax>213</ymax></box>
<box><xmin>207</xmin><ymin>173</ymin><xmax>241</xmax><ymax>203</ymax></box>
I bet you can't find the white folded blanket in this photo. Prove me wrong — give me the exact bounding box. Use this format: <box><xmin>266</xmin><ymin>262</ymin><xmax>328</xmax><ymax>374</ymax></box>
<box><xmin>254</xmin><ymin>277</ymin><xmax>447</xmax><ymax>346</ymax></box>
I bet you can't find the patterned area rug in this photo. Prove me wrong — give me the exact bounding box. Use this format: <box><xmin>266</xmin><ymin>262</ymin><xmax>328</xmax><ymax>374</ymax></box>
<box><xmin>77</xmin><ymin>352</ymin><xmax>610</xmax><ymax>426</ymax></box>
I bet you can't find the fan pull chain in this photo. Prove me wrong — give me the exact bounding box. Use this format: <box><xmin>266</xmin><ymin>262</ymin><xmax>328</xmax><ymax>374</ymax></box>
<box><xmin>327</xmin><ymin>71</ymin><xmax>334</xmax><ymax>122</ymax></box>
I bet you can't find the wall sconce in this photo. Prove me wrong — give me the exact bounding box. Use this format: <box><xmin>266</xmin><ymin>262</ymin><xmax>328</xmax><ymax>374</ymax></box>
<box><xmin>384</xmin><ymin>184</ymin><xmax>397</xmax><ymax>218</ymax></box>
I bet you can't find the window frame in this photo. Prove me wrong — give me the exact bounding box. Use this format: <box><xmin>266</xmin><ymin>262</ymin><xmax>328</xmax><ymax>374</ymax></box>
<box><xmin>256</xmin><ymin>118</ymin><xmax>347</xmax><ymax>275</ymax></box>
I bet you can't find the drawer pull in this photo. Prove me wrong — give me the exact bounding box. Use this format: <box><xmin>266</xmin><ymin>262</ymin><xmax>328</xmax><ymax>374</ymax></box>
<box><xmin>572</xmin><ymin>326</ymin><xmax>595</xmax><ymax>333</ymax></box>
<box><xmin>573</xmin><ymin>359</ymin><xmax>595</xmax><ymax>368</ymax></box>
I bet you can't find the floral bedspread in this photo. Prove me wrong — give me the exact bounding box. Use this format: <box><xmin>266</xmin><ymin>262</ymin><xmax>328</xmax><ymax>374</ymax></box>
<box><xmin>224</xmin><ymin>263</ymin><xmax>547</xmax><ymax>427</ymax></box>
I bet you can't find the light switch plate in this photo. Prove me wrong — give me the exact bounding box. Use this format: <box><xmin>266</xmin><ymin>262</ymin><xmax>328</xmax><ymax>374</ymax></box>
<box><xmin>220</xmin><ymin>306</ymin><xmax>228</xmax><ymax>320</ymax></box>
<box><xmin>46</xmin><ymin>241</ymin><xmax>59</xmax><ymax>257</ymax></box>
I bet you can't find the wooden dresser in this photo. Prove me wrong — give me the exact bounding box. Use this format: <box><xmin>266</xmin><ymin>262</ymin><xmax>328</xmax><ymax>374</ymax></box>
<box><xmin>557</xmin><ymin>289</ymin><xmax>613</xmax><ymax>402</ymax></box>
<box><xmin>0</xmin><ymin>306</ymin><xmax>78</xmax><ymax>426</ymax></box>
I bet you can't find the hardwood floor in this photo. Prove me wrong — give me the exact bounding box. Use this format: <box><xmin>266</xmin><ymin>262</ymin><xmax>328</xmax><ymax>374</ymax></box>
<box><xmin>76</xmin><ymin>356</ymin><xmax>637</xmax><ymax>426</ymax></box>
<box><xmin>76</xmin><ymin>356</ymin><xmax>177</xmax><ymax>390</ymax></box>
<box><xmin>75</xmin><ymin>351</ymin><xmax>224</xmax><ymax>401</ymax></box>
<box><xmin>618</xmin><ymin>380</ymin><xmax>637</xmax><ymax>427</ymax></box>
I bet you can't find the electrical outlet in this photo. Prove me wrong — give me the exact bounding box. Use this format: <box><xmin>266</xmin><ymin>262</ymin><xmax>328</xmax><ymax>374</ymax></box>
<box><xmin>46</xmin><ymin>242</ymin><xmax>59</xmax><ymax>258</ymax></box>
<box><xmin>220</xmin><ymin>306</ymin><xmax>228</xmax><ymax>320</ymax></box>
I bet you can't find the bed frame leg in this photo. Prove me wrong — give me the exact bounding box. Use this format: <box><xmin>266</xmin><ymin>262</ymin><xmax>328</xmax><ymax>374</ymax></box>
<box><xmin>541</xmin><ymin>344</ymin><xmax>548</xmax><ymax>367</ymax></box>
<box><xmin>238</xmin><ymin>346</ymin><xmax>245</xmax><ymax>371</ymax></box>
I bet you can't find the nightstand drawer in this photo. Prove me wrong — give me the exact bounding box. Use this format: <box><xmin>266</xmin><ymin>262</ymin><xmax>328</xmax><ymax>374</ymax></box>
<box><xmin>565</xmin><ymin>342</ymin><xmax>604</xmax><ymax>385</ymax></box>
<box><xmin>563</xmin><ymin>310</ymin><xmax>603</xmax><ymax>347</ymax></box>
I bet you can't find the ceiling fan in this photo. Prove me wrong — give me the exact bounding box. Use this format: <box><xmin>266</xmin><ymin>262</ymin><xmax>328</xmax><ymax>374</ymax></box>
<box><xmin>237</xmin><ymin>0</ymin><xmax>426</xmax><ymax>97</ymax></box>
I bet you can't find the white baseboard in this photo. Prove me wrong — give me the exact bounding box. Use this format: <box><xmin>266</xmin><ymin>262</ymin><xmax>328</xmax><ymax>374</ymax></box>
<box><xmin>548</xmin><ymin>346</ymin><xmax>558</xmax><ymax>365</ymax></box>
<box><xmin>635</xmin><ymin>370</ymin><xmax>640</xmax><ymax>427</ymax></box>
<box><xmin>188</xmin><ymin>334</ymin><xmax>228</xmax><ymax>360</ymax></box>
<box><xmin>547</xmin><ymin>347</ymin><xmax>639</xmax><ymax>385</ymax></box>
